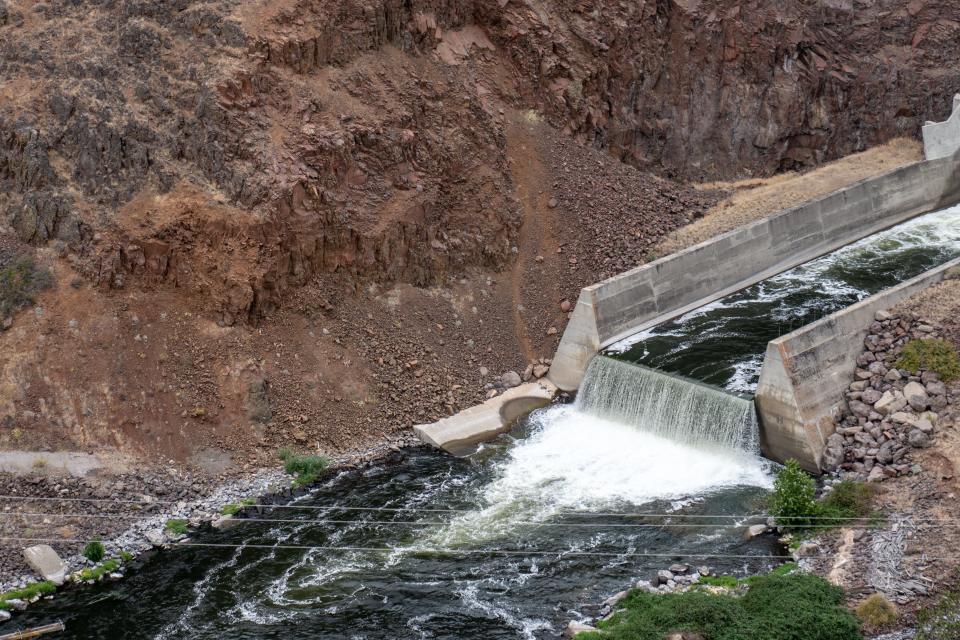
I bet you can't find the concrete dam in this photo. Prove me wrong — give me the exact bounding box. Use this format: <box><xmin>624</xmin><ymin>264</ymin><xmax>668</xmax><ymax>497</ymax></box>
<box><xmin>417</xmin><ymin>97</ymin><xmax>960</xmax><ymax>475</ymax></box>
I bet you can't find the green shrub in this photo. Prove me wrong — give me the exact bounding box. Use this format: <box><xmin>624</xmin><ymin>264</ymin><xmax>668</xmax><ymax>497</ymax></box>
<box><xmin>165</xmin><ymin>518</ymin><xmax>188</xmax><ymax>535</ymax></box>
<box><xmin>0</xmin><ymin>258</ymin><xmax>52</xmax><ymax>318</ymax></box>
<box><xmin>83</xmin><ymin>540</ymin><xmax>105</xmax><ymax>563</ymax></box>
<box><xmin>119</xmin><ymin>551</ymin><xmax>134</xmax><ymax>562</ymax></box>
<box><xmin>818</xmin><ymin>480</ymin><xmax>878</xmax><ymax>527</ymax></box>
<box><xmin>769</xmin><ymin>459</ymin><xmax>818</xmax><ymax>529</ymax></box>
<box><xmin>578</xmin><ymin>573</ymin><xmax>861</xmax><ymax>640</ymax></box>
<box><xmin>281</xmin><ymin>452</ymin><xmax>330</xmax><ymax>488</ymax></box>
<box><xmin>221</xmin><ymin>503</ymin><xmax>241</xmax><ymax>516</ymax></box>
<box><xmin>856</xmin><ymin>593</ymin><xmax>897</xmax><ymax>631</ymax></box>
<box><xmin>896</xmin><ymin>338</ymin><xmax>960</xmax><ymax>382</ymax></box>
<box><xmin>698</xmin><ymin>575</ymin><xmax>740</xmax><ymax>589</ymax></box>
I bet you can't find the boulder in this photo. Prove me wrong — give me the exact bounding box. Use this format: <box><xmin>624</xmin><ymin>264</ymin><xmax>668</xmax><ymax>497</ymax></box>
<box><xmin>861</xmin><ymin>389</ymin><xmax>883</xmax><ymax>405</ymax></box>
<box><xmin>867</xmin><ymin>466</ymin><xmax>887</xmax><ymax>483</ymax></box>
<box><xmin>908</xmin><ymin>429</ymin><xmax>931</xmax><ymax>448</ymax></box>
<box><xmin>891</xmin><ymin>412</ymin><xmax>919</xmax><ymax>427</ymax></box>
<box><xmin>668</xmin><ymin>563</ymin><xmax>689</xmax><ymax>574</ymax></box>
<box><xmin>532</xmin><ymin>364</ymin><xmax>550</xmax><ymax>378</ymax></box>
<box><xmin>500</xmin><ymin>371</ymin><xmax>522</xmax><ymax>388</ymax></box>
<box><xmin>744</xmin><ymin>524</ymin><xmax>767</xmax><ymax>540</ymax></box>
<box><xmin>849</xmin><ymin>400</ymin><xmax>872</xmax><ymax>418</ymax></box>
<box><xmin>885</xmin><ymin>369</ymin><xmax>903</xmax><ymax>382</ymax></box>
<box><xmin>653</xmin><ymin>569</ymin><xmax>674</xmax><ymax>585</ymax></box>
<box><xmin>877</xmin><ymin>441</ymin><xmax>896</xmax><ymax>464</ymax></box>
<box><xmin>914</xmin><ymin>418</ymin><xmax>935</xmax><ymax>434</ymax></box>
<box><xmin>566</xmin><ymin>621</ymin><xmax>598</xmax><ymax>636</ymax></box>
<box><xmin>903</xmin><ymin>381</ymin><xmax>929</xmax><ymax>411</ymax></box>
<box><xmin>874</xmin><ymin>391</ymin><xmax>906</xmax><ymax>416</ymax></box>
<box><xmin>22</xmin><ymin>545</ymin><xmax>67</xmax><ymax>585</ymax></box>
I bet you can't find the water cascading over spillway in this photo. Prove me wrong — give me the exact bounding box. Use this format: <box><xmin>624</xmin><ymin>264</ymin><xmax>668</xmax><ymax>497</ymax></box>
<box><xmin>577</xmin><ymin>356</ymin><xmax>760</xmax><ymax>452</ymax></box>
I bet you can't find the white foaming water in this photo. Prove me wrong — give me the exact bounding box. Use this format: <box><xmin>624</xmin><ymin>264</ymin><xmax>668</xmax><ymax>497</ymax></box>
<box><xmin>429</xmin><ymin>403</ymin><xmax>772</xmax><ymax>547</ymax></box>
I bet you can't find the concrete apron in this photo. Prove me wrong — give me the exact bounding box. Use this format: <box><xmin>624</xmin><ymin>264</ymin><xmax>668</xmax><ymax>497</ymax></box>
<box><xmin>413</xmin><ymin>380</ymin><xmax>558</xmax><ymax>455</ymax></box>
<box><xmin>755</xmin><ymin>258</ymin><xmax>960</xmax><ymax>473</ymax></box>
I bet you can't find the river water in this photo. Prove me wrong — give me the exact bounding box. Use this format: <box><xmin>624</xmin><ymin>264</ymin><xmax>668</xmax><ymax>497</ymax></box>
<box><xmin>5</xmin><ymin>204</ymin><xmax>960</xmax><ymax>638</ymax></box>
<box><xmin>610</xmin><ymin>205</ymin><xmax>960</xmax><ymax>393</ymax></box>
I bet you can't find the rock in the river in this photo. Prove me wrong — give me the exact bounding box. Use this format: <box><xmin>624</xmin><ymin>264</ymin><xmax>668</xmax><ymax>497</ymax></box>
<box><xmin>744</xmin><ymin>523</ymin><xmax>768</xmax><ymax>540</ymax></box>
<box><xmin>566</xmin><ymin>621</ymin><xmax>598</xmax><ymax>636</ymax></box>
<box><xmin>653</xmin><ymin>569</ymin><xmax>674</xmax><ymax>585</ymax></box>
<box><xmin>22</xmin><ymin>545</ymin><xmax>67</xmax><ymax>585</ymax></box>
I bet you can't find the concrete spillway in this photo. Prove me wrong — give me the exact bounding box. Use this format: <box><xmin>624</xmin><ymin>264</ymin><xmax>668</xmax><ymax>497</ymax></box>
<box><xmin>578</xmin><ymin>357</ymin><xmax>759</xmax><ymax>453</ymax></box>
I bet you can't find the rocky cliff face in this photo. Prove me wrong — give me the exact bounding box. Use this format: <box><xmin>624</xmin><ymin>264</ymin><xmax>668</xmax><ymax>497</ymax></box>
<box><xmin>2</xmin><ymin>0</ymin><xmax>958</xmax><ymax>324</ymax></box>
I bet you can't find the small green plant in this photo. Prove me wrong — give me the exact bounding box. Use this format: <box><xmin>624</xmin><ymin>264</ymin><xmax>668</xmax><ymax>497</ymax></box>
<box><xmin>165</xmin><ymin>518</ymin><xmax>188</xmax><ymax>535</ymax></box>
<box><xmin>241</xmin><ymin>497</ymin><xmax>256</xmax><ymax>507</ymax></box>
<box><xmin>119</xmin><ymin>551</ymin><xmax>134</xmax><ymax>562</ymax></box>
<box><xmin>77</xmin><ymin>558</ymin><xmax>121</xmax><ymax>582</ymax></box>
<box><xmin>0</xmin><ymin>580</ymin><xmax>57</xmax><ymax>609</ymax></box>
<box><xmin>0</xmin><ymin>258</ymin><xmax>52</xmax><ymax>318</ymax></box>
<box><xmin>769</xmin><ymin>459</ymin><xmax>818</xmax><ymax>529</ymax></box>
<box><xmin>856</xmin><ymin>593</ymin><xmax>897</xmax><ymax>631</ymax></box>
<box><xmin>83</xmin><ymin>540</ymin><xmax>105</xmax><ymax>563</ymax></box>
<box><xmin>281</xmin><ymin>451</ymin><xmax>330</xmax><ymax>488</ymax></box>
<box><xmin>698</xmin><ymin>563</ymin><xmax>798</xmax><ymax>590</ymax></box>
<box><xmin>698</xmin><ymin>574</ymin><xmax>740</xmax><ymax>589</ymax></box>
<box><xmin>896</xmin><ymin>338</ymin><xmax>960</xmax><ymax>382</ymax></box>
<box><xmin>819</xmin><ymin>480</ymin><xmax>878</xmax><ymax>526</ymax></box>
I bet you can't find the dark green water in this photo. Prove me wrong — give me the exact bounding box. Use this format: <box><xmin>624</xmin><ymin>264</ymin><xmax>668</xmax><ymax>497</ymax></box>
<box><xmin>608</xmin><ymin>205</ymin><xmax>960</xmax><ymax>393</ymax></box>
<box><xmin>1</xmin><ymin>413</ymin><xmax>775</xmax><ymax>640</ymax></box>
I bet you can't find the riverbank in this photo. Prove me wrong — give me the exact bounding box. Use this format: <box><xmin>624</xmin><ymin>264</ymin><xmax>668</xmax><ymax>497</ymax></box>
<box><xmin>0</xmin><ymin>434</ymin><xmax>422</xmax><ymax>607</ymax></box>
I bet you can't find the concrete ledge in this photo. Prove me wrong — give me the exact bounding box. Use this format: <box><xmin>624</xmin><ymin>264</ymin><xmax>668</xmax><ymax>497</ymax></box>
<box><xmin>413</xmin><ymin>379</ymin><xmax>558</xmax><ymax>455</ymax></box>
<box><xmin>755</xmin><ymin>257</ymin><xmax>960</xmax><ymax>473</ymax></box>
<box><xmin>923</xmin><ymin>94</ymin><xmax>960</xmax><ymax>161</ymax></box>
<box><xmin>549</xmin><ymin>153</ymin><xmax>960</xmax><ymax>391</ymax></box>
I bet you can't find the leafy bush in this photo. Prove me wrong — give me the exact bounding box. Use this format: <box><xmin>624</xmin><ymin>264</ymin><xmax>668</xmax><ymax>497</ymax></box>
<box><xmin>165</xmin><ymin>518</ymin><xmax>188</xmax><ymax>535</ymax></box>
<box><xmin>281</xmin><ymin>451</ymin><xmax>330</xmax><ymax>488</ymax></box>
<box><xmin>119</xmin><ymin>551</ymin><xmax>134</xmax><ymax>562</ymax></box>
<box><xmin>896</xmin><ymin>338</ymin><xmax>960</xmax><ymax>382</ymax></box>
<box><xmin>769</xmin><ymin>459</ymin><xmax>818</xmax><ymax>529</ymax></box>
<box><xmin>0</xmin><ymin>258</ymin><xmax>52</xmax><ymax>318</ymax></box>
<box><xmin>577</xmin><ymin>572</ymin><xmax>861</xmax><ymax>640</ymax></box>
<box><xmin>855</xmin><ymin>593</ymin><xmax>897</xmax><ymax>631</ymax></box>
<box><xmin>83</xmin><ymin>540</ymin><xmax>105</xmax><ymax>563</ymax></box>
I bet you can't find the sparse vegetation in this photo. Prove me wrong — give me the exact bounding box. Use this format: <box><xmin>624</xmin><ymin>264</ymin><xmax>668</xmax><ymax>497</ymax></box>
<box><xmin>77</xmin><ymin>558</ymin><xmax>121</xmax><ymax>582</ymax></box>
<box><xmin>0</xmin><ymin>580</ymin><xmax>57</xmax><ymax>610</ymax></box>
<box><xmin>917</xmin><ymin>575</ymin><xmax>960</xmax><ymax>640</ymax></box>
<box><xmin>698</xmin><ymin>563</ymin><xmax>798</xmax><ymax>590</ymax></box>
<box><xmin>120</xmin><ymin>551</ymin><xmax>134</xmax><ymax>562</ymax></box>
<box><xmin>769</xmin><ymin>461</ymin><xmax>877</xmax><ymax>532</ymax></box>
<box><xmin>576</xmin><ymin>572</ymin><xmax>861</xmax><ymax>640</ymax></box>
<box><xmin>855</xmin><ymin>593</ymin><xmax>897</xmax><ymax>631</ymax></box>
<box><xmin>83</xmin><ymin>540</ymin><xmax>105</xmax><ymax>563</ymax></box>
<box><xmin>279</xmin><ymin>449</ymin><xmax>330</xmax><ymax>488</ymax></box>
<box><xmin>221</xmin><ymin>503</ymin><xmax>241</xmax><ymax>516</ymax></box>
<box><xmin>0</xmin><ymin>257</ymin><xmax>52</xmax><ymax>318</ymax></box>
<box><xmin>896</xmin><ymin>338</ymin><xmax>960</xmax><ymax>382</ymax></box>
<box><xmin>165</xmin><ymin>518</ymin><xmax>188</xmax><ymax>535</ymax></box>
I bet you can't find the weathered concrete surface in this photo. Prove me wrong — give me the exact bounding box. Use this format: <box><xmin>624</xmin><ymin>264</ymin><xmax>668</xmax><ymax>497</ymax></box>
<box><xmin>23</xmin><ymin>544</ymin><xmax>68</xmax><ymax>585</ymax></box>
<box><xmin>923</xmin><ymin>95</ymin><xmax>960</xmax><ymax>160</ymax></box>
<box><xmin>549</xmin><ymin>153</ymin><xmax>960</xmax><ymax>391</ymax></box>
<box><xmin>755</xmin><ymin>258</ymin><xmax>960</xmax><ymax>473</ymax></box>
<box><xmin>413</xmin><ymin>380</ymin><xmax>557</xmax><ymax>455</ymax></box>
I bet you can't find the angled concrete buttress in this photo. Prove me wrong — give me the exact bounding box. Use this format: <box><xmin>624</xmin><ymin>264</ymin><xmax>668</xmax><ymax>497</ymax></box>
<box><xmin>755</xmin><ymin>258</ymin><xmax>960</xmax><ymax>473</ymax></box>
<box><xmin>923</xmin><ymin>94</ymin><xmax>960</xmax><ymax>160</ymax></box>
<box><xmin>413</xmin><ymin>380</ymin><xmax>557</xmax><ymax>455</ymax></box>
<box><xmin>549</xmin><ymin>152</ymin><xmax>960</xmax><ymax>391</ymax></box>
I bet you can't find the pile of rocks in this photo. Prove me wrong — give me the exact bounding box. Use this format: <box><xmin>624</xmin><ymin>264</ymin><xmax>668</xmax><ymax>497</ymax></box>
<box><xmin>645</xmin><ymin>563</ymin><xmax>710</xmax><ymax>592</ymax></box>
<box><xmin>823</xmin><ymin>310</ymin><xmax>953</xmax><ymax>480</ymax></box>
<box><xmin>483</xmin><ymin>359</ymin><xmax>552</xmax><ymax>398</ymax></box>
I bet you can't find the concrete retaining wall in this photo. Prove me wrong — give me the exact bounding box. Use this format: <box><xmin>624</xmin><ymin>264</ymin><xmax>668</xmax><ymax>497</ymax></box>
<box><xmin>549</xmin><ymin>153</ymin><xmax>960</xmax><ymax>391</ymax></box>
<box><xmin>755</xmin><ymin>258</ymin><xmax>960</xmax><ymax>473</ymax></box>
<box><xmin>923</xmin><ymin>94</ymin><xmax>960</xmax><ymax>161</ymax></box>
